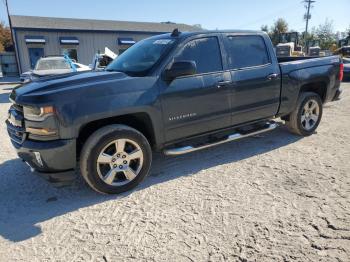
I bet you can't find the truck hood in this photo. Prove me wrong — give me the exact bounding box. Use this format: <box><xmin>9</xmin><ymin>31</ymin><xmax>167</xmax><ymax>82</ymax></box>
<box><xmin>11</xmin><ymin>71</ymin><xmax>135</xmax><ymax>105</ymax></box>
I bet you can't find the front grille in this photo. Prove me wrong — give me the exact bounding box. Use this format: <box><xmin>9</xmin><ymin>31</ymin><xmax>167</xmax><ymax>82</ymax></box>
<box><xmin>6</xmin><ymin>103</ymin><xmax>26</xmax><ymax>146</ymax></box>
<box><xmin>7</xmin><ymin>122</ymin><xmax>26</xmax><ymax>146</ymax></box>
<box><xmin>12</xmin><ymin>103</ymin><xmax>23</xmax><ymax>112</ymax></box>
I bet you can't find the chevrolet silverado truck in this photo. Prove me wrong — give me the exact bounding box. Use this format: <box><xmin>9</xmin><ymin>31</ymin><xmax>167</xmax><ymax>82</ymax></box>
<box><xmin>6</xmin><ymin>30</ymin><xmax>344</xmax><ymax>194</ymax></box>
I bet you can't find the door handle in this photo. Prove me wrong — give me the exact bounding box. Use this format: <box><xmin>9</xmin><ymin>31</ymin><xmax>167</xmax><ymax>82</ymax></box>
<box><xmin>216</xmin><ymin>80</ymin><xmax>232</xmax><ymax>88</ymax></box>
<box><xmin>267</xmin><ymin>73</ymin><xmax>278</xmax><ymax>80</ymax></box>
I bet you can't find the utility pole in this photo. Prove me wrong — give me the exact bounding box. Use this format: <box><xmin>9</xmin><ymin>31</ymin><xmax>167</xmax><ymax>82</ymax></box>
<box><xmin>303</xmin><ymin>0</ymin><xmax>316</xmax><ymax>54</ymax></box>
<box><xmin>4</xmin><ymin>0</ymin><xmax>13</xmax><ymax>43</ymax></box>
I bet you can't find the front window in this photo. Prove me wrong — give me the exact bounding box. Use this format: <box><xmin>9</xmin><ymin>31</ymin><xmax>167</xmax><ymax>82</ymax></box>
<box><xmin>174</xmin><ymin>37</ymin><xmax>223</xmax><ymax>74</ymax></box>
<box><xmin>35</xmin><ymin>59</ymin><xmax>71</xmax><ymax>70</ymax></box>
<box><xmin>106</xmin><ymin>38</ymin><xmax>176</xmax><ymax>76</ymax></box>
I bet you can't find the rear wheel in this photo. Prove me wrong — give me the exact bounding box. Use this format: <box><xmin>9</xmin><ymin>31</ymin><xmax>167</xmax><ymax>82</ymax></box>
<box><xmin>80</xmin><ymin>125</ymin><xmax>152</xmax><ymax>194</ymax></box>
<box><xmin>285</xmin><ymin>92</ymin><xmax>323</xmax><ymax>136</ymax></box>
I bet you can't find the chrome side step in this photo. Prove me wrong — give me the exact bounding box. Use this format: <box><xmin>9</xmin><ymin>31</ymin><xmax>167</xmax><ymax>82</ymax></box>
<box><xmin>164</xmin><ymin>122</ymin><xmax>278</xmax><ymax>156</ymax></box>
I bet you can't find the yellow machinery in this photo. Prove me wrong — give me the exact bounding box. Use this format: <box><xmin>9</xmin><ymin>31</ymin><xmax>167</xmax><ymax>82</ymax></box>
<box><xmin>276</xmin><ymin>32</ymin><xmax>304</xmax><ymax>57</ymax></box>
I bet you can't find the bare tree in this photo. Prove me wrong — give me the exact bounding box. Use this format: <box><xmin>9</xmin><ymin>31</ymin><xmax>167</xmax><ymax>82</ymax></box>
<box><xmin>314</xmin><ymin>19</ymin><xmax>336</xmax><ymax>49</ymax></box>
<box><xmin>269</xmin><ymin>18</ymin><xmax>289</xmax><ymax>45</ymax></box>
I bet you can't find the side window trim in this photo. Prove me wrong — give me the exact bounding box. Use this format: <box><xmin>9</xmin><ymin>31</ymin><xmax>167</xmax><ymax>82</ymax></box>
<box><xmin>226</xmin><ymin>34</ymin><xmax>272</xmax><ymax>70</ymax></box>
<box><xmin>175</xmin><ymin>36</ymin><xmax>224</xmax><ymax>75</ymax></box>
<box><xmin>228</xmin><ymin>63</ymin><xmax>271</xmax><ymax>72</ymax></box>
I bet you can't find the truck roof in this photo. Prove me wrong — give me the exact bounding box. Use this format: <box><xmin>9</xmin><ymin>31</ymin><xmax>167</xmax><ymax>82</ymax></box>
<box><xmin>152</xmin><ymin>30</ymin><xmax>266</xmax><ymax>40</ymax></box>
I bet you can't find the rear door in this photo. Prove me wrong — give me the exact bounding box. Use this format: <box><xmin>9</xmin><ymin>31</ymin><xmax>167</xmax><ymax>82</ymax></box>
<box><xmin>223</xmin><ymin>34</ymin><xmax>281</xmax><ymax>125</ymax></box>
<box><xmin>160</xmin><ymin>36</ymin><xmax>232</xmax><ymax>142</ymax></box>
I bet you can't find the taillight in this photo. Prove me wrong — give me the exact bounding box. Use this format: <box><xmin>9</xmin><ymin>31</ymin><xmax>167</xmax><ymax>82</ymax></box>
<box><xmin>339</xmin><ymin>63</ymin><xmax>344</xmax><ymax>81</ymax></box>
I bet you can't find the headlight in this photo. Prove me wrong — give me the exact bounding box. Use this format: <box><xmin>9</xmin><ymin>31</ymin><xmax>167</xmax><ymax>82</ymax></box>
<box><xmin>23</xmin><ymin>105</ymin><xmax>55</xmax><ymax>121</ymax></box>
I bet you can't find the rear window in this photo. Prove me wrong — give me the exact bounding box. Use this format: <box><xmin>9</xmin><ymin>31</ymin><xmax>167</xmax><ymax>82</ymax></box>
<box><xmin>226</xmin><ymin>35</ymin><xmax>270</xmax><ymax>69</ymax></box>
<box><xmin>35</xmin><ymin>59</ymin><xmax>71</xmax><ymax>70</ymax></box>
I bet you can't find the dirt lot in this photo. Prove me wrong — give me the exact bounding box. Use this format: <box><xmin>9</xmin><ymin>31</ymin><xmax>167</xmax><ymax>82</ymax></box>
<box><xmin>0</xmin><ymin>83</ymin><xmax>349</xmax><ymax>262</ymax></box>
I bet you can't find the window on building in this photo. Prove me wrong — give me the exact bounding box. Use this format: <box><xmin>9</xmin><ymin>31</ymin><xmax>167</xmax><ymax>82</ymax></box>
<box><xmin>61</xmin><ymin>48</ymin><xmax>78</xmax><ymax>62</ymax></box>
<box><xmin>174</xmin><ymin>37</ymin><xmax>223</xmax><ymax>74</ymax></box>
<box><xmin>226</xmin><ymin>35</ymin><xmax>270</xmax><ymax>69</ymax></box>
<box><xmin>28</xmin><ymin>48</ymin><xmax>44</xmax><ymax>69</ymax></box>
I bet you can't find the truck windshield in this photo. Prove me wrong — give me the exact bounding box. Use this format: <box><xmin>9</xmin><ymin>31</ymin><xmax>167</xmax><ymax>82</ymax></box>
<box><xmin>106</xmin><ymin>38</ymin><xmax>176</xmax><ymax>76</ymax></box>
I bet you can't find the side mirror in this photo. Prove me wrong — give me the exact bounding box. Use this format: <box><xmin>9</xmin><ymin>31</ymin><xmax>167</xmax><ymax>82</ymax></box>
<box><xmin>164</xmin><ymin>61</ymin><xmax>197</xmax><ymax>81</ymax></box>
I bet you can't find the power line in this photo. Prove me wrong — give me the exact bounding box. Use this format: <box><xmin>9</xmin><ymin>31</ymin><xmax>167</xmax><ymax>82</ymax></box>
<box><xmin>235</xmin><ymin>3</ymin><xmax>297</xmax><ymax>28</ymax></box>
<box><xmin>303</xmin><ymin>0</ymin><xmax>316</xmax><ymax>51</ymax></box>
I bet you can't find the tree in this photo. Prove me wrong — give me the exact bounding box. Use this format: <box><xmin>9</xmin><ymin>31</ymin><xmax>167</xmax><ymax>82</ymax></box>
<box><xmin>300</xmin><ymin>27</ymin><xmax>318</xmax><ymax>47</ymax></box>
<box><xmin>0</xmin><ymin>21</ymin><xmax>13</xmax><ymax>52</ymax></box>
<box><xmin>261</xmin><ymin>25</ymin><xmax>269</xmax><ymax>33</ymax></box>
<box><xmin>269</xmin><ymin>18</ymin><xmax>289</xmax><ymax>45</ymax></box>
<box><xmin>314</xmin><ymin>19</ymin><xmax>336</xmax><ymax>49</ymax></box>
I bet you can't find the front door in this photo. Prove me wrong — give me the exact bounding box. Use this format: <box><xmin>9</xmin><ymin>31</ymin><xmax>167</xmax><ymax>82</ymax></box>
<box><xmin>160</xmin><ymin>36</ymin><xmax>232</xmax><ymax>143</ymax></box>
<box><xmin>28</xmin><ymin>48</ymin><xmax>44</xmax><ymax>69</ymax></box>
<box><xmin>223</xmin><ymin>34</ymin><xmax>281</xmax><ymax>125</ymax></box>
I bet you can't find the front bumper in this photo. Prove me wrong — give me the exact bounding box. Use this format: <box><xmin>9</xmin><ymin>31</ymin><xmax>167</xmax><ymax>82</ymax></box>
<box><xmin>16</xmin><ymin>138</ymin><xmax>77</xmax><ymax>173</ymax></box>
<box><xmin>6</xmin><ymin>102</ymin><xmax>77</xmax><ymax>183</ymax></box>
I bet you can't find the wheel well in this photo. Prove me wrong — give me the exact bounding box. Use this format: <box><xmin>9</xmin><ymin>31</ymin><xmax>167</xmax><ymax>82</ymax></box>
<box><xmin>299</xmin><ymin>81</ymin><xmax>327</xmax><ymax>102</ymax></box>
<box><xmin>281</xmin><ymin>81</ymin><xmax>327</xmax><ymax>121</ymax></box>
<box><xmin>77</xmin><ymin>113</ymin><xmax>156</xmax><ymax>159</ymax></box>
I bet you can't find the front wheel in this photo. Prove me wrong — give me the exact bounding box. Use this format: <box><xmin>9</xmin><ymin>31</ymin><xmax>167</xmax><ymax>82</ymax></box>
<box><xmin>80</xmin><ymin>125</ymin><xmax>152</xmax><ymax>194</ymax></box>
<box><xmin>285</xmin><ymin>92</ymin><xmax>323</xmax><ymax>136</ymax></box>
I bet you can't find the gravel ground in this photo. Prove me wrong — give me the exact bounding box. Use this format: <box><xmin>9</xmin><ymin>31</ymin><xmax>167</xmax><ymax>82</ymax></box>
<box><xmin>0</xmin><ymin>83</ymin><xmax>349</xmax><ymax>262</ymax></box>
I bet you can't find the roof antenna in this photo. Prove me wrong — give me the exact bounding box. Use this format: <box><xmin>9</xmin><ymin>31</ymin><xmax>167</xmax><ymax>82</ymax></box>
<box><xmin>171</xmin><ymin>28</ymin><xmax>180</xmax><ymax>37</ymax></box>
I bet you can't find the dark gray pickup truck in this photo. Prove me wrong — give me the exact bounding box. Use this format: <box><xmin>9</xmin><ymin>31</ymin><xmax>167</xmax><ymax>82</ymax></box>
<box><xmin>6</xmin><ymin>30</ymin><xmax>343</xmax><ymax>194</ymax></box>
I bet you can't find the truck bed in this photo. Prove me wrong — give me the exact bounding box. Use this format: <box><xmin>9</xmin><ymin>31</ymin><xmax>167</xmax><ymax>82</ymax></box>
<box><xmin>278</xmin><ymin>55</ymin><xmax>340</xmax><ymax>74</ymax></box>
<box><xmin>277</xmin><ymin>55</ymin><xmax>342</xmax><ymax>117</ymax></box>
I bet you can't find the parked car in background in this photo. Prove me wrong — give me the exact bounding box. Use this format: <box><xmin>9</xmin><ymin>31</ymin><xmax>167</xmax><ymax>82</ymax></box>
<box><xmin>20</xmin><ymin>56</ymin><xmax>90</xmax><ymax>82</ymax></box>
<box><xmin>343</xmin><ymin>58</ymin><xmax>350</xmax><ymax>80</ymax></box>
<box><xmin>72</xmin><ymin>62</ymin><xmax>90</xmax><ymax>71</ymax></box>
<box><xmin>90</xmin><ymin>47</ymin><xmax>118</xmax><ymax>70</ymax></box>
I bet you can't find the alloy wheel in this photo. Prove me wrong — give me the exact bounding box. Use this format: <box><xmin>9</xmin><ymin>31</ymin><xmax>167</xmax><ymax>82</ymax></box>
<box><xmin>96</xmin><ymin>139</ymin><xmax>144</xmax><ymax>186</ymax></box>
<box><xmin>301</xmin><ymin>99</ymin><xmax>320</xmax><ymax>131</ymax></box>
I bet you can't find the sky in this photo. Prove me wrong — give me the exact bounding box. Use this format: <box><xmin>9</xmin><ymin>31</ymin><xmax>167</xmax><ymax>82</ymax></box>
<box><xmin>1</xmin><ymin>0</ymin><xmax>349</xmax><ymax>32</ymax></box>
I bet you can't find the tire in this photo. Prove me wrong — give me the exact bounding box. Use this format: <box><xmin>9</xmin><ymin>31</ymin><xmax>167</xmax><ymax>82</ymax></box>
<box><xmin>80</xmin><ymin>124</ymin><xmax>152</xmax><ymax>194</ymax></box>
<box><xmin>285</xmin><ymin>92</ymin><xmax>323</xmax><ymax>136</ymax></box>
